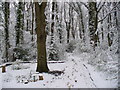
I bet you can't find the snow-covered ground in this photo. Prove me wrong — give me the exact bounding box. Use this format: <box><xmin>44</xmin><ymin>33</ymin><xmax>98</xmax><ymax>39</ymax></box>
<box><xmin>1</xmin><ymin>53</ymin><xmax>117</xmax><ymax>88</ymax></box>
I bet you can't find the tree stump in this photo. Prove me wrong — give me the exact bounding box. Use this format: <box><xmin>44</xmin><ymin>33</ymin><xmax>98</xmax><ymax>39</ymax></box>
<box><xmin>2</xmin><ymin>66</ymin><xmax>6</xmax><ymax>73</ymax></box>
<box><xmin>39</xmin><ymin>75</ymin><xmax>43</xmax><ymax>80</ymax></box>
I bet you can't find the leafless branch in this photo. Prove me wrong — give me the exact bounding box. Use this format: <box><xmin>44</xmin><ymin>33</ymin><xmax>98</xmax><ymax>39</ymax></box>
<box><xmin>66</xmin><ymin>2</ymin><xmax>79</xmax><ymax>15</ymax></box>
<box><xmin>98</xmin><ymin>10</ymin><xmax>117</xmax><ymax>23</ymax></box>
<box><xmin>97</xmin><ymin>2</ymin><xmax>105</xmax><ymax>13</ymax></box>
<box><xmin>97</xmin><ymin>0</ymin><xmax>102</xmax><ymax>8</ymax></box>
<box><xmin>80</xmin><ymin>2</ymin><xmax>89</xmax><ymax>10</ymax></box>
<box><xmin>98</xmin><ymin>3</ymin><xmax>119</xmax><ymax>23</ymax></box>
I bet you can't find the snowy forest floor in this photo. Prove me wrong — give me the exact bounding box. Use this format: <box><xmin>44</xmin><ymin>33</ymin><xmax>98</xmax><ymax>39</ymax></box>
<box><xmin>0</xmin><ymin>53</ymin><xmax>117</xmax><ymax>88</ymax></box>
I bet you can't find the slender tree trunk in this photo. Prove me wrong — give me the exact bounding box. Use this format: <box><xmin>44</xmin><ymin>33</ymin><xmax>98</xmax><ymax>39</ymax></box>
<box><xmin>26</xmin><ymin>3</ymin><xmax>29</xmax><ymax>31</ymax></box>
<box><xmin>4</xmin><ymin>2</ymin><xmax>10</xmax><ymax>62</ymax></box>
<box><xmin>107</xmin><ymin>2</ymin><xmax>112</xmax><ymax>47</ymax></box>
<box><xmin>78</xmin><ymin>15</ymin><xmax>82</xmax><ymax>39</ymax></box>
<box><xmin>31</xmin><ymin>2</ymin><xmax>34</xmax><ymax>41</ymax></box>
<box><xmin>88</xmin><ymin>1</ymin><xmax>98</xmax><ymax>49</ymax></box>
<box><xmin>64</xmin><ymin>3</ymin><xmax>70</xmax><ymax>43</ymax></box>
<box><xmin>107</xmin><ymin>15</ymin><xmax>112</xmax><ymax>47</ymax></box>
<box><xmin>20</xmin><ymin>2</ymin><xmax>24</xmax><ymax>44</ymax></box>
<box><xmin>79</xmin><ymin>5</ymin><xmax>85</xmax><ymax>41</ymax></box>
<box><xmin>59</xmin><ymin>4</ymin><xmax>63</xmax><ymax>44</ymax></box>
<box><xmin>71</xmin><ymin>7</ymin><xmax>75</xmax><ymax>39</ymax></box>
<box><xmin>66</xmin><ymin>25</ymin><xmax>70</xmax><ymax>43</ymax></box>
<box><xmin>56</xmin><ymin>2</ymin><xmax>62</xmax><ymax>43</ymax></box>
<box><xmin>113</xmin><ymin>2</ymin><xmax>118</xmax><ymax>26</ymax></box>
<box><xmin>35</xmin><ymin>2</ymin><xmax>49</xmax><ymax>72</ymax></box>
<box><xmin>50</xmin><ymin>2</ymin><xmax>55</xmax><ymax>44</ymax></box>
<box><xmin>101</xmin><ymin>7</ymin><xmax>104</xmax><ymax>40</ymax></box>
<box><xmin>15</xmin><ymin>2</ymin><xmax>24</xmax><ymax>46</ymax></box>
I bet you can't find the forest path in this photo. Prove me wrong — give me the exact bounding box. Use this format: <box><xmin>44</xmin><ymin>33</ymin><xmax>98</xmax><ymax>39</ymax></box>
<box><xmin>61</xmin><ymin>53</ymin><xmax>97</xmax><ymax>88</ymax></box>
<box><xmin>62</xmin><ymin>53</ymin><xmax>115</xmax><ymax>88</ymax></box>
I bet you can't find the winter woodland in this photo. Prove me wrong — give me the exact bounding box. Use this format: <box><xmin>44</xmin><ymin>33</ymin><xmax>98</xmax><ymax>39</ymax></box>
<box><xmin>0</xmin><ymin>0</ymin><xmax>119</xmax><ymax>88</ymax></box>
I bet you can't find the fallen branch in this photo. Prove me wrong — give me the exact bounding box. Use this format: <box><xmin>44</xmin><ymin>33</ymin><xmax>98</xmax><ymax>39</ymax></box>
<box><xmin>0</xmin><ymin>61</ymin><xmax>65</xmax><ymax>68</ymax></box>
<box><xmin>48</xmin><ymin>61</ymin><xmax>65</xmax><ymax>64</ymax></box>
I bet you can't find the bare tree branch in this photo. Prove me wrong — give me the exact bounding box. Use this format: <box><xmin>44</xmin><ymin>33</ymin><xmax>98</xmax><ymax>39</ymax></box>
<box><xmin>97</xmin><ymin>0</ymin><xmax>102</xmax><ymax>8</ymax></box>
<box><xmin>98</xmin><ymin>10</ymin><xmax>117</xmax><ymax>23</ymax></box>
<box><xmin>80</xmin><ymin>2</ymin><xmax>89</xmax><ymax>10</ymax></box>
<box><xmin>98</xmin><ymin>3</ymin><xmax>119</xmax><ymax>23</ymax></box>
<box><xmin>97</xmin><ymin>2</ymin><xmax>105</xmax><ymax>13</ymax></box>
<box><xmin>66</xmin><ymin>2</ymin><xmax>79</xmax><ymax>15</ymax></box>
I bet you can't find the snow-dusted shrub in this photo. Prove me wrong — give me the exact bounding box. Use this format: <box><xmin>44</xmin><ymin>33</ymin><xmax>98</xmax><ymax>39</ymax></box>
<box><xmin>16</xmin><ymin>71</ymin><xmax>41</xmax><ymax>83</ymax></box>
<box><xmin>13</xmin><ymin>46</ymin><xmax>29</xmax><ymax>61</ymax></box>
<box><xmin>0</xmin><ymin>55</ymin><xmax>3</xmax><ymax>65</ymax></box>
<box><xmin>66</xmin><ymin>40</ymin><xmax>76</xmax><ymax>53</ymax></box>
<box><xmin>74</xmin><ymin>40</ymin><xmax>91</xmax><ymax>54</ymax></box>
<box><xmin>57</xmin><ymin>44</ymin><xmax>67</xmax><ymax>60</ymax></box>
<box><xmin>48</xmin><ymin>43</ymin><xmax>60</xmax><ymax>61</ymax></box>
<box><xmin>46</xmin><ymin>35</ymin><xmax>66</xmax><ymax>61</ymax></box>
<box><xmin>11</xmin><ymin>60</ymin><xmax>30</xmax><ymax>70</ymax></box>
<box><xmin>28</xmin><ymin>41</ymin><xmax>37</xmax><ymax>61</ymax></box>
<box><xmin>88</xmin><ymin>47</ymin><xmax>118</xmax><ymax>79</ymax></box>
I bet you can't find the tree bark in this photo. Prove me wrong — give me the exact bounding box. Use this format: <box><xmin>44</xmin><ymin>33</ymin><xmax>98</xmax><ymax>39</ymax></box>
<box><xmin>78</xmin><ymin>5</ymin><xmax>85</xmax><ymax>41</ymax></box>
<box><xmin>88</xmin><ymin>1</ymin><xmax>98</xmax><ymax>49</ymax></box>
<box><xmin>56</xmin><ymin>2</ymin><xmax>62</xmax><ymax>43</ymax></box>
<box><xmin>107</xmin><ymin>3</ymin><xmax>112</xmax><ymax>47</ymax></box>
<box><xmin>15</xmin><ymin>2</ymin><xmax>24</xmax><ymax>46</ymax></box>
<box><xmin>35</xmin><ymin>2</ymin><xmax>49</xmax><ymax>73</ymax></box>
<box><xmin>78</xmin><ymin>15</ymin><xmax>82</xmax><ymax>39</ymax></box>
<box><xmin>4</xmin><ymin>2</ymin><xmax>10</xmax><ymax>62</ymax></box>
<box><xmin>64</xmin><ymin>3</ymin><xmax>70</xmax><ymax>43</ymax></box>
<box><xmin>50</xmin><ymin>2</ymin><xmax>55</xmax><ymax>44</ymax></box>
<box><xmin>31</xmin><ymin>2</ymin><xmax>34</xmax><ymax>41</ymax></box>
<box><xmin>71</xmin><ymin>7</ymin><xmax>75</xmax><ymax>39</ymax></box>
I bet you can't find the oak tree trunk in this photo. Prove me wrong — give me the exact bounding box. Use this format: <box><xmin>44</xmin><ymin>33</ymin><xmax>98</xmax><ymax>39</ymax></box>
<box><xmin>35</xmin><ymin>2</ymin><xmax>49</xmax><ymax>73</ymax></box>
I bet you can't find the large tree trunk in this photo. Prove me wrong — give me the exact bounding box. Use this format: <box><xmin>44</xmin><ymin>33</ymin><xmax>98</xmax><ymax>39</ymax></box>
<box><xmin>35</xmin><ymin>2</ymin><xmax>49</xmax><ymax>73</ymax></box>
